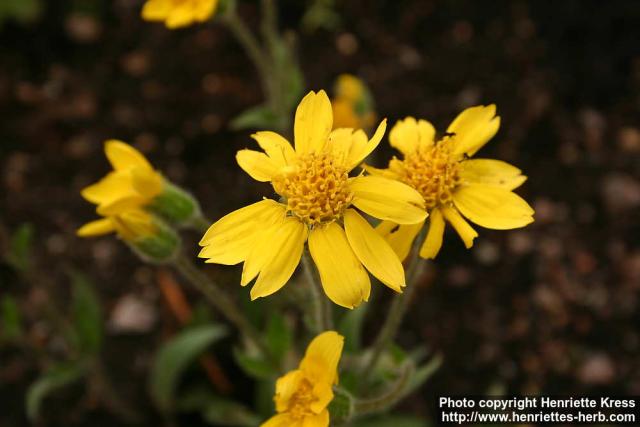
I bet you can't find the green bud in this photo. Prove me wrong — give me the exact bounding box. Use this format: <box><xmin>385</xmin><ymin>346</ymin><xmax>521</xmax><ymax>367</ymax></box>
<box><xmin>128</xmin><ymin>220</ymin><xmax>180</xmax><ymax>264</ymax></box>
<box><xmin>150</xmin><ymin>181</ymin><xmax>202</xmax><ymax>227</ymax></box>
<box><xmin>328</xmin><ymin>387</ymin><xmax>354</xmax><ymax>425</ymax></box>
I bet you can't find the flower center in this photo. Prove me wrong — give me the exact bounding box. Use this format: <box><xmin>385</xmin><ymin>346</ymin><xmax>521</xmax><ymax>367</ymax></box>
<box><xmin>288</xmin><ymin>379</ymin><xmax>316</xmax><ymax>419</ymax></box>
<box><xmin>396</xmin><ymin>137</ymin><xmax>462</xmax><ymax>210</ymax></box>
<box><xmin>272</xmin><ymin>152</ymin><xmax>353</xmax><ymax>225</ymax></box>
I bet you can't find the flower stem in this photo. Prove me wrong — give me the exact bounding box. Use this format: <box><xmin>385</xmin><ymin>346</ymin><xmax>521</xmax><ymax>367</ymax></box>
<box><xmin>361</xmin><ymin>227</ymin><xmax>428</xmax><ymax>380</ymax></box>
<box><xmin>172</xmin><ymin>253</ymin><xmax>272</xmax><ymax>360</ymax></box>
<box><xmin>354</xmin><ymin>362</ymin><xmax>414</xmax><ymax>416</ymax></box>
<box><xmin>189</xmin><ymin>213</ymin><xmax>212</xmax><ymax>234</ymax></box>
<box><xmin>301</xmin><ymin>250</ymin><xmax>333</xmax><ymax>332</ymax></box>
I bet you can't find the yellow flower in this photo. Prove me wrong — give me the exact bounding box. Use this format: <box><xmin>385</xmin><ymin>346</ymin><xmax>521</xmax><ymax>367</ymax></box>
<box><xmin>262</xmin><ymin>331</ymin><xmax>344</xmax><ymax>427</ymax></box>
<box><xmin>81</xmin><ymin>140</ymin><xmax>163</xmax><ymax>216</ymax></box>
<box><xmin>370</xmin><ymin>105</ymin><xmax>535</xmax><ymax>260</ymax></box>
<box><xmin>141</xmin><ymin>0</ymin><xmax>218</xmax><ymax>29</ymax></box>
<box><xmin>199</xmin><ymin>90</ymin><xmax>426</xmax><ymax>308</ymax></box>
<box><xmin>77</xmin><ymin>209</ymin><xmax>157</xmax><ymax>241</ymax></box>
<box><xmin>331</xmin><ymin>74</ymin><xmax>376</xmax><ymax>131</ymax></box>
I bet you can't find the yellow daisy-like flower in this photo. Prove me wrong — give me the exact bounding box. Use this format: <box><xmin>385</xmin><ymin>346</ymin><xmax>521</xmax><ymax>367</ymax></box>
<box><xmin>261</xmin><ymin>331</ymin><xmax>344</xmax><ymax>427</ymax></box>
<box><xmin>331</xmin><ymin>74</ymin><xmax>376</xmax><ymax>131</ymax></box>
<box><xmin>370</xmin><ymin>105</ymin><xmax>535</xmax><ymax>260</ymax></box>
<box><xmin>81</xmin><ymin>140</ymin><xmax>163</xmax><ymax>216</ymax></box>
<box><xmin>77</xmin><ymin>209</ymin><xmax>157</xmax><ymax>241</ymax></box>
<box><xmin>199</xmin><ymin>90</ymin><xmax>427</xmax><ymax>309</ymax></box>
<box><xmin>141</xmin><ymin>0</ymin><xmax>218</xmax><ymax>29</ymax></box>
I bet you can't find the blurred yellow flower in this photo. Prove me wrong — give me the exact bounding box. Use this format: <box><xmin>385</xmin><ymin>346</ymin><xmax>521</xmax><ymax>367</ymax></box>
<box><xmin>81</xmin><ymin>140</ymin><xmax>163</xmax><ymax>216</ymax></box>
<box><xmin>77</xmin><ymin>209</ymin><xmax>156</xmax><ymax>241</ymax></box>
<box><xmin>262</xmin><ymin>331</ymin><xmax>344</xmax><ymax>427</ymax></box>
<box><xmin>199</xmin><ymin>90</ymin><xmax>426</xmax><ymax>308</ymax></box>
<box><xmin>142</xmin><ymin>0</ymin><xmax>218</xmax><ymax>29</ymax></box>
<box><xmin>331</xmin><ymin>74</ymin><xmax>376</xmax><ymax>131</ymax></box>
<box><xmin>369</xmin><ymin>105</ymin><xmax>534</xmax><ymax>260</ymax></box>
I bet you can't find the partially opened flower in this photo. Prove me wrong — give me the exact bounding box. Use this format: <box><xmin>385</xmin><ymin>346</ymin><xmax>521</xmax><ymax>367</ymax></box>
<box><xmin>141</xmin><ymin>0</ymin><xmax>218</xmax><ymax>29</ymax></box>
<box><xmin>369</xmin><ymin>105</ymin><xmax>534</xmax><ymax>260</ymax></box>
<box><xmin>82</xmin><ymin>140</ymin><xmax>200</xmax><ymax>226</ymax></box>
<box><xmin>199</xmin><ymin>90</ymin><xmax>426</xmax><ymax>308</ymax></box>
<box><xmin>262</xmin><ymin>331</ymin><xmax>344</xmax><ymax>427</ymax></box>
<box><xmin>331</xmin><ymin>74</ymin><xmax>376</xmax><ymax>131</ymax></box>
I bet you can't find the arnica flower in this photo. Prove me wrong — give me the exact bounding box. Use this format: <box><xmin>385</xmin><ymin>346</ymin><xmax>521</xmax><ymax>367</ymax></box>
<box><xmin>81</xmin><ymin>140</ymin><xmax>200</xmax><ymax>226</ymax></box>
<box><xmin>262</xmin><ymin>331</ymin><xmax>344</xmax><ymax>427</ymax></box>
<box><xmin>199</xmin><ymin>90</ymin><xmax>426</xmax><ymax>309</ymax></box>
<box><xmin>331</xmin><ymin>74</ymin><xmax>376</xmax><ymax>131</ymax></box>
<box><xmin>78</xmin><ymin>209</ymin><xmax>180</xmax><ymax>262</ymax></box>
<box><xmin>141</xmin><ymin>0</ymin><xmax>218</xmax><ymax>29</ymax></box>
<box><xmin>369</xmin><ymin>105</ymin><xmax>534</xmax><ymax>260</ymax></box>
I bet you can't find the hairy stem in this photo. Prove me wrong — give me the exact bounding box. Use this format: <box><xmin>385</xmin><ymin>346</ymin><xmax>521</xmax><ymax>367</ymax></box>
<box><xmin>301</xmin><ymin>250</ymin><xmax>333</xmax><ymax>332</ymax></box>
<box><xmin>354</xmin><ymin>362</ymin><xmax>414</xmax><ymax>416</ymax></box>
<box><xmin>172</xmin><ymin>254</ymin><xmax>272</xmax><ymax>360</ymax></box>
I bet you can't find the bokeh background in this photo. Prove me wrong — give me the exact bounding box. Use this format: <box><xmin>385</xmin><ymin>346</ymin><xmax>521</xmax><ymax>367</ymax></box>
<box><xmin>1</xmin><ymin>0</ymin><xmax>640</xmax><ymax>425</ymax></box>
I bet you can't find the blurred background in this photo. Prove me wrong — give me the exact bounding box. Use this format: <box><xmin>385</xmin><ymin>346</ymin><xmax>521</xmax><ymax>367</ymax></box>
<box><xmin>1</xmin><ymin>0</ymin><xmax>640</xmax><ymax>425</ymax></box>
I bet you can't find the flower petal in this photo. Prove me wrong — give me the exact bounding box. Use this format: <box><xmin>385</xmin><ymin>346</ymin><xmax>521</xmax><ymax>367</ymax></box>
<box><xmin>344</xmin><ymin>209</ymin><xmax>405</xmax><ymax>292</ymax></box>
<box><xmin>130</xmin><ymin>167</ymin><xmax>164</xmax><ymax>197</ymax></box>
<box><xmin>250</xmin><ymin>218</ymin><xmax>307</xmax><ymax>300</ymax></box>
<box><xmin>294</xmin><ymin>91</ymin><xmax>333</xmax><ymax>154</ymax></box>
<box><xmin>236</xmin><ymin>149</ymin><xmax>280</xmax><ymax>182</ymax></box>
<box><xmin>97</xmin><ymin>195</ymin><xmax>147</xmax><ymax>215</ymax></box>
<box><xmin>80</xmin><ymin>172</ymin><xmax>136</xmax><ymax>204</ymax></box>
<box><xmin>461</xmin><ymin>159</ymin><xmax>527</xmax><ymax>190</ymax></box>
<box><xmin>274</xmin><ymin>370</ymin><xmax>304</xmax><ymax>413</ymax></box>
<box><xmin>453</xmin><ymin>184</ymin><xmax>534</xmax><ymax>230</ymax></box>
<box><xmin>104</xmin><ymin>140</ymin><xmax>153</xmax><ymax>171</ymax></box>
<box><xmin>141</xmin><ymin>0</ymin><xmax>171</xmax><ymax>20</ymax></box>
<box><xmin>308</xmin><ymin>223</ymin><xmax>371</xmax><ymax>309</ymax></box>
<box><xmin>350</xmin><ymin>175</ymin><xmax>426</xmax><ymax>225</ymax></box>
<box><xmin>389</xmin><ymin>117</ymin><xmax>435</xmax><ymax>155</ymax></box>
<box><xmin>441</xmin><ymin>205</ymin><xmax>478</xmax><ymax>248</ymax></box>
<box><xmin>301</xmin><ymin>331</ymin><xmax>344</xmax><ymax>385</ymax></box>
<box><xmin>361</xmin><ymin>163</ymin><xmax>400</xmax><ymax>180</ymax></box>
<box><xmin>251</xmin><ymin>131</ymin><xmax>296</xmax><ymax>167</ymax></box>
<box><xmin>448</xmin><ymin>105</ymin><xmax>500</xmax><ymax>157</ymax></box>
<box><xmin>346</xmin><ymin>119</ymin><xmax>387</xmax><ymax>170</ymax></box>
<box><xmin>302</xmin><ymin>409</ymin><xmax>329</xmax><ymax>427</ymax></box>
<box><xmin>376</xmin><ymin>220</ymin><xmax>424</xmax><ymax>261</ymax></box>
<box><xmin>419</xmin><ymin>208</ymin><xmax>445</xmax><ymax>259</ymax></box>
<box><xmin>77</xmin><ymin>218</ymin><xmax>115</xmax><ymax>237</ymax></box>
<box><xmin>198</xmin><ymin>200</ymin><xmax>285</xmax><ymax>265</ymax></box>
<box><xmin>261</xmin><ymin>413</ymin><xmax>295</xmax><ymax>427</ymax></box>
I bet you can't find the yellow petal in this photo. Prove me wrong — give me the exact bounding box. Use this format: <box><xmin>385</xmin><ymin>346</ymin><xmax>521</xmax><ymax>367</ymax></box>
<box><xmin>195</xmin><ymin>0</ymin><xmax>217</xmax><ymax>21</ymax></box>
<box><xmin>236</xmin><ymin>149</ymin><xmax>280</xmax><ymax>182</ymax></box>
<box><xmin>350</xmin><ymin>175</ymin><xmax>426</xmax><ymax>225</ymax></box>
<box><xmin>361</xmin><ymin>163</ymin><xmax>400</xmax><ymax>180</ymax></box>
<box><xmin>141</xmin><ymin>0</ymin><xmax>171</xmax><ymax>20</ymax></box>
<box><xmin>77</xmin><ymin>218</ymin><xmax>115</xmax><ymax>237</ymax></box>
<box><xmin>461</xmin><ymin>159</ymin><xmax>527</xmax><ymax>190</ymax></box>
<box><xmin>261</xmin><ymin>413</ymin><xmax>295</xmax><ymax>427</ymax></box>
<box><xmin>198</xmin><ymin>200</ymin><xmax>285</xmax><ymax>265</ymax></box>
<box><xmin>441</xmin><ymin>205</ymin><xmax>478</xmax><ymax>248</ymax></box>
<box><xmin>130</xmin><ymin>167</ymin><xmax>164</xmax><ymax>197</ymax></box>
<box><xmin>97</xmin><ymin>195</ymin><xmax>147</xmax><ymax>215</ymax></box>
<box><xmin>114</xmin><ymin>210</ymin><xmax>156</xmax><ymax>240</ymax></box>
<box><xmin>251</xmin><ymin>131</ymin><xmax>296</xmax><ymax>167</ymax></box>
<box><xmin>376</xmin><ymin>220</ymin><xmax>424</xmax><ymax>261</ymax></box>
<box><xmin>301</xmin><ymin>331</ymin><xmax>344</xmax><ymax>385</ymax></box>
<box><xmin>326</xmin><ymin>128</ymin><xmax>356</xmax><ymax>166</ymax></box>
<box><xmin>448</xmin><ymin>105</ymin><xmax>500</xmax><ymax>157</ymax></box>
<box><xmin>419</xmin><ymin>208</ymin><xmax>445</xmax><ymax>259</ymax></box>
<box><xmin>389</xmin><ymin>117</ymin><xmax>435</xmax><ymax>155</ymax></box>
<box><xmin>104</xmin><ymin>140</ymin><xmax>153</xmax><ymax>171</ymax></box>
<box><xmin>343</xmin><ymin>209</ymin><xmax>405</xmax><ymax>291</ymax></box>
<box><xmin>308</xmin><ymin>223</ymin><xmax>371</xmax><ymax>309</ymax></box>
<box><xmin>80</xmin><ymin>172</ymin><xmax>136</xmax><ymax>204</ymax></box>
<box><xmin>241</xmin><ymin>222</ymin><xmax>280</xmax><ymax>286</ymax></box>
<box><xmin>453</xmin><ymin>184</ymin><xmax>534</xmax><ymax>230</ymax></box>
<box><xmin>166</xmin><ymin>6</ymin><xmax>196</xmax><ymax>28</ymax></box>
<box><xmin>345</xmin><ymin>119</ymin><xmax>387</xmax><ymax>170</ymax></box>
<box><xmin>302</xmin><ymin>410</ymin><xmax>329</xmax><ymax>427</ymax></box>
<box><xmin>294</xmin><ymin>91</ymin><xmax>333</xmax><ymax>154</ymax></box>
<box><xmin>274</xmin><ymin>369</ymin><xmax>304</xmax><ymax>413</ymax></box>
<box><xmin>309</xmin><ymin>382</ymin><xmax>333</xmax><ymax>414</ymax></box>
<box><xmin>250</xmin><ymin>218</ymin><xmax>307</xmax><ymax>300</ymax></box>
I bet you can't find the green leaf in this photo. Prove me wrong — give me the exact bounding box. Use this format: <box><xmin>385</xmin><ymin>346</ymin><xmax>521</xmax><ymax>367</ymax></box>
<box><xmin>351</xmin><ymin>415</ymin><xmax>429</xmax><ymax>427</ymax></box>
<box><xmin>233</xmin><ymin>348</ymin><xmax>274</xmax><ymax>380</ymax></box>
<box><xmin>5</xmin><ymin>223</ymin><xmax>34</xmax><ymax>271</ymax></box>
<box><xmin>0</xmin><ymin>0</ymin><xmax>41</xmax><ymax>26</ymax></box>
<box><xmin>70</xmin><ymin>271</ymin><xmax>103</xmax><ymax>355</ymax></box>
<box><xmin>230</xmin><ymin>105</ymin><xmax>280</xmax><ymax>130</ymax></box>
<box><xmin>150</xmin><ymin>324</ymin><xmax>228</xmax><ymax>412</ymax></box>
<box><xmin>25</xmin><ymin>363</ymin><xmax>86</xmax><ymax>421</ymax></box>
<box><xmin>338</xmin><ymin>304</ymin><xmax>368</xmax><ymax>352</ymax></box>
<box><xmin>266</xmin><ymin>312</ymin><xmax>292</xmax><ymax>361</ymax></box>
<box><xmin>0</xmin><ymin>295</ymin><xmax>22</xmax><ymax>341</ymax></box>
<box><xmin>201</xmin><ymin>397</ymin><xmax>261</xmax><ymax>426</ymax></box>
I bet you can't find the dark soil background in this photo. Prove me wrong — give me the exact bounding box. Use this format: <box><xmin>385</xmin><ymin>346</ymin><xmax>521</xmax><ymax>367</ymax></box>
<box><xmin>1</xmin><ymin>0</ymin><xmax>640</xmax><ymax>425</ymax></box>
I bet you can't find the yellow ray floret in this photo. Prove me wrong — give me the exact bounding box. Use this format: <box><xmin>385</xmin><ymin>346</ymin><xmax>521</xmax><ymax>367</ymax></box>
<box><xmin>77</xmin><ymin>209</ymin><xmax>157</xmax><ymax>242</ymax></box>
<box><xmin>372</xmin><ymin>105</ymin><xmax>534</xmax><ymax>260</ymax></box>
<box><xmin>200</xmin><ymin>90</ymin><xmax>427</xmax><ymax>309</ymax></box>
<box><xmin>261</xmin><ymin>331</ymin><xmax>344</xmax><ymax>427</ymax></box>
<box><xmin>141</xmin><ymin>0</ymin><xmax>218</xmax><ymax>29</ymax></box>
